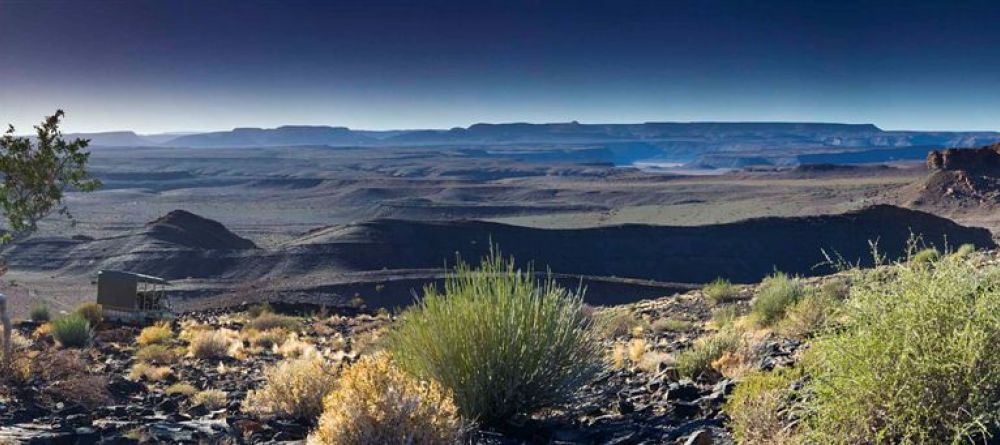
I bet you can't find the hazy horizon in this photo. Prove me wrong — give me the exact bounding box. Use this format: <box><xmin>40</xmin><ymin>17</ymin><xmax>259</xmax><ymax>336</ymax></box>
<box><xmin>3</xmin><ymin>0</ymin><xmax>1000</xmax><ymax>133</ymax></box>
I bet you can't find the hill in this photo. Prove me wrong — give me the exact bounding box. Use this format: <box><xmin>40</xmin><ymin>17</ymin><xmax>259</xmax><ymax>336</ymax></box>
<box><xmin>5</xmin><ymin>206</ymin><xmax>991</xmax><ymax>289</ymax></box>
<box><xmin>906</xmin><ymin>143</ymin><xmax>1000</xmax><ymax>207</ymax></box>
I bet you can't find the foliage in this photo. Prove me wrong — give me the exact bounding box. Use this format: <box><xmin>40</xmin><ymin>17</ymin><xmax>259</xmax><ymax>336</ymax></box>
<box><xmin>674</xmin><ymin>329</ymin><xmax>740</xmax><ymax>379</ymax></box>
<box><xmin>129</xmin><ymin>362</ymin><xmax>172</xmax><ymax>381</ymax></box>
<box><xmin>724</xmin><ymin>368</ymin><xmax>803</xmax><ymax>445</ymax></box>
<box><xmin>246</xmin><ymin>312</ymin><xmax>301</xmax><ymax>332</ymax></box>
<box><xmin>307</xmin><ymin>354</ymin><xmax>464</xmax><ymax>445</ymax></box>
<box><xmin>242</xmin><ymin>355</ymin><xmax>338</xmax><ymax>421</ymax></box>
<box><xmin>802</xmin><ymin>254</ymin><xmax>1000</xmax><ymax>444</ymax></box>
<box><xmin>245</xmin><ymin>327</ymin><xmax>288</xmax><ymax>349</ymax></box>
<box><xmin>30</xmin><ymin>301</ymin><xmax>50</xmax><ymax>322</ymax></box>
<box><xmin>193</xmin><ymin>389</ymin><xmax>228</xmax><ymax>410</ymax></box>
<box><xmin>387</xmin><ymin>249</ymin><xmax>604</xmax><ymax>425</ymax></box>
<box><xmin>0</xmin><ymin>110</ymin><xmax>101</xmax><ymax>240</ymax></box>
<box><xmin>74</xmin><ymin>302</ymin><xmax>103</xmax><ymax>328</ymax></box>
<box><xmin>777</xmin><ymin>288</ymin><xmax>842</xmax><ymax>339</ymax></box>
<box><xmin>592</xmin><ymin>306</ymin><xmax>648</xmax><ymax>339</ymax></box>
<box><xmin>750</xmin><ymin>272</ymin><xmax>804</xmax><ymax>327</ymax></box>
<box><xmin>165</xmin><ymin>382</ymin><xmax>198</xmax><ymax>396</ymax></box>
<box><xmin>189</xmin><ymin>329</ymin><xmax>233</xmax><ymax>359</ymax></box>
<box><xmin>910</xmin><ymin>247</ymin><xmax>940</xmax><ymax>266</ymax></box>
<box><xmin>246</xmin><ymin>302</ymin><xmax>274</xmax><ymax>318</ymax></box>
<box><xmin>51</xmin><ymin>313</ymin><xmax>93</xmax><ymax>348</ymax></box>
<box><xmin>710</xmin><ymin>305</ymin><xmax>743</xmax><ymax>329</ymax></box>
<box><xmin>136</xmin><ymin>344</ymin><xmax>180</xmax><ymax>364</ymax></box>
<box><xmin>703</xmin><ymin>277</ymin><xmax>739</xmax><ymax>304</ymax></box>
<box><xmin>137</xmin><ymin>322</ymin><xmax>174</xmax><ymax>346</ymax></box>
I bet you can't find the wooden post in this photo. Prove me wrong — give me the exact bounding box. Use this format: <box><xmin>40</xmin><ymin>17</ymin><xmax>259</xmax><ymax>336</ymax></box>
<box><xmin>0</xmin><ymin>293</ymin><xmax>9</xmax><ymax>366</ymax></box>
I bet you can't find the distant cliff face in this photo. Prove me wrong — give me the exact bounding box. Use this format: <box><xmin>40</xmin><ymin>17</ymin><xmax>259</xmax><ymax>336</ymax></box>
<box><xmin>927</xmin><ymin>143</ymin><xmax>1000</xmax><ymax>172</ymax></box>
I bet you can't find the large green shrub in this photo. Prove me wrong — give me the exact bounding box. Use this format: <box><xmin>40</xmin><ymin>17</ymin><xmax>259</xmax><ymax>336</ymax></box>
<box><xmin>52</xmin><ymin>313</ymin><xmax>93</xmax><ymax>348</ymax></box>
<box><xmin>802</xmin><ymin>254</ymin><xmax>1000</xmax><ymax>443</ymax></box>
<box><xmin>387</xmin><ymin>250</ymin><xmax>604</xmax><ymax>425</ymax></box>
<box><xmin>750</xmin><ymin>272</ymin><xmax>804</xmax><ymax>327</ymax></box>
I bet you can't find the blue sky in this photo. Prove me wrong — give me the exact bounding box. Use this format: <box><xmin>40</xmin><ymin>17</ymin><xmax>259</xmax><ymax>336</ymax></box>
<box><xmin>2</xmin><ymin>0</ymin><xmax>999</xmax><ymax>133</ymax></box>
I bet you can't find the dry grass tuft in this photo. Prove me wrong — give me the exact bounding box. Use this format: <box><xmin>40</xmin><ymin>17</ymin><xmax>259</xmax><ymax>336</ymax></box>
<box><xmin>193</xmin><ymin>389</ymin><xmax>228</xmax><ymax>410</ymax></box>
<box><xmin>189</xmin><ymin>329</ymin><xmax>236</xmax><ymax>359</ymax></box>
<box><xmin>242</xmin><ymin>355</ymin><xmax>338</xmax><ymax>421</ymax></box>
<box><xmin>165</xmin><ymin>382</ymin><xmax>198</xmax><ymax>396</ymax></box>
<box><xmin>137</xmin><ymin>322</ymin><xmax>174</xmax><ymax>346</ymax></box>
<box><xmin>129</xmin><ymin>362</ymin><xmax>173</xmax><ymax>382</ymax></box>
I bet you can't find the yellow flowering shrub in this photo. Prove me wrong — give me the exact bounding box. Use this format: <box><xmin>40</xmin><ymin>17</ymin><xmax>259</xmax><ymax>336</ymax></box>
<box><xmin>308</xmin><ymin>354</ymin><xmax>464</xmax><ymax>445</ymax></box>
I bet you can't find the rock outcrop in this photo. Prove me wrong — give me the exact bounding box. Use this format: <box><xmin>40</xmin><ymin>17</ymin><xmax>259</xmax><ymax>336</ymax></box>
<box><xmin>913</xmin><ymin>143</ymin><xmax>1000</xmax><ymax>207</ymax></box>
<box><xmin>927</xmin><ymin>143</ymin><xmax>1000</xmax><ymax>172</ymax></box>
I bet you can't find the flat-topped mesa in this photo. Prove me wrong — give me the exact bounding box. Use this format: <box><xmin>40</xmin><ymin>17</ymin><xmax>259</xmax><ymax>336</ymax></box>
<box><xmin>927</xmin><ymin>143</ymin><xmax>1000</xmax><ymax>172</ymax></box>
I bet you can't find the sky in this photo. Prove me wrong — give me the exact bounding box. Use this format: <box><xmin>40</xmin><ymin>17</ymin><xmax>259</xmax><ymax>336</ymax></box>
<box><xmin>1</xmin><ymin>0</ymin><xmax>1000</xmax><ymax>133</ymax></box>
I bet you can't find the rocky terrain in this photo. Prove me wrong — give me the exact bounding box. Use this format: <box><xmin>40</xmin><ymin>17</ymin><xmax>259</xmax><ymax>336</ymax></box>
<box><xmin>0</xmin><ymin>277</ymin><xmax>810</xmax><ymax>444</ymax></box>
<box><xmin>914</xmin><ymin>143</ymin><xmax>1000</xmax><ymax>206</ymax></box>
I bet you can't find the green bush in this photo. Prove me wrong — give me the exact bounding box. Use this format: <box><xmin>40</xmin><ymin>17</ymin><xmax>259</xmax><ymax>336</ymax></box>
<box><xmin>802</xmin><ymin>254</ymin><xmax>1000</xmax><ymax>443</ymax></box>
<box><xmin>30</xmin><ymin>302</ymin><xmax>51</xmax><ymax>322</ymax></box>
<box><xmin>910</xmin><ymin>247</ymin><xmax>940</xmax><ymax>266</ymax></box>
<box><xmin>725</xmin><ymin>367</ymin><xmax>803</xmax><ymax>445</ymax></box>
<box><xmin>74</xmin><ymin>302</ymin><xmax>103</xmax><ymax>328</ymax></box>
<box><xmin>246</xmin><ymin>312</ymin><xmax>301</xmax><ymax>332</ymax></box>
<box><xmin>710</xmin><ymin>305</ymin><xmax>743</xmax><ymax>329</ymax></box>
<box><xmin>777</xmin><ymin>290</ymin><xmax>841</xmax><ymax>339</ymax></box>
<box><xmin>674</xmin><ymin>329</ymin><xmax>740</xmax><ymax>379</ymax></box>
<box><xmin>703</xmin><ymin>277</ymin><xmax>738</xmax><ymax>304</ymax></box>
<box><xmin>951</xmin><ymin>243</ymin><xmax>976</xmax><ymax>260</ymax></box>
<box><xmin>51</xmin><ymin>314</ymin><xmax>93</xmax><ymax>348</ymax></box>
<box><xmin>387</xmin><ymin>250</ymin><xmax>604</xmax><ymax>425</ymax></box>
<box><xmin>750</xmin><ymin>272</ymin><xmax>804</xmax><ymax>327</ymax></box>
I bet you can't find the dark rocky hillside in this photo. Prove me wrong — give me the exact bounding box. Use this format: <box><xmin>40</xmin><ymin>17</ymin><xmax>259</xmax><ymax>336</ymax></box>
<box><xmin>4</xmin><ymin>206</ymin><xmax>992</xmax><ymax>289</ymax></box>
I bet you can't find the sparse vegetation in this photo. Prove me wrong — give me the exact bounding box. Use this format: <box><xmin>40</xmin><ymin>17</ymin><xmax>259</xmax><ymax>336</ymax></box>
<box><xmin>725</xmin><ymin>368</ymin><xmax>803</xmax><ymax>445</ymax></box>
<box><xmin>137</xmin><ymin>322</ymin><xmax>174</xmax><ymax>346</ymax></box>
<box><xmin>675</xmin><ymin>329</ymin><xmax>740</xmax><ymax>379</ymax></box>
<box><xmin>189</xmin><ymin>329</ymin><xmax>233</xmax><ymax>359</ymax></box>
<box><xmin>245</xmin><ymin>327</ymin><xmax>288</xmax><ymax>349</ymax></box>
<box><xmin>703</xmin><ymin>277</ymin><xmax>739</xmax><ymax>304</ymax></box>
<box><xmin>750</xmin><ymin>272</ymin><xmax>804</xmax><ymax>327</ymax></box>
<box><xmin>387</xmin><ymin>249</ymin><xmax>604</xmax><ymax>425</ymax></box>
<box><xmin>165</xmin><ymin>382</ymin><xmax>198</xmax><ymax>396</ymax></box>
<box><xmin>777</xmin><ymin>289</ymin><xmax>841</xmax><ymax>339</ymax></box>
<box><xmin>246</xmin><ymin>312</ymin><xmax>301</xmax><ymax>332</ymax></box>
<box><xmin>308</xmin><ymin>354</ymin><xmax>464</xmax><ymax>445</ymax></box>
<box><xmin>136</xmin><ymin>344</ymin><xmax>180</xmax><ymax>364</ymax></box>
<box><xmin>242</xmin><ymin>355</ymin><xmax>338</xmax><ymax>421</ymax></box>
<box><xmin>650</xmin><ymin>318</ymin><xmax>694</xmax><ymax>333</ymax></box>
<box><xmin>592</xmin><ymin>306</ymin><xmax>648</xmax><ymax>339</ymax></box>
<box><xmin>710</xmin><ymin>305</ymin><xmax>743</xmax><ymax>329</ymax></box>
<box><xmin>30</xmin><ymin>302</ymin><xmax>50</xmax><ymax>322</ymax></box>
<box><xmin>51</xmin><ymin>313</ymin><xmax>93</xmax><ymax>348</ymax></box>
<box><xmin>129</xmin><ymin>362</ymin><xmax>172</xmax><ymax>381</ymax></box>
<box><xmin>74</xmin><ymin>302</ymin><xmax>104</xmax><ymax>329</ymax></box>
<box><xmin>193</xmin><ymin>389</ymin><xmax>228</xmax><ymax>410</ymax></box>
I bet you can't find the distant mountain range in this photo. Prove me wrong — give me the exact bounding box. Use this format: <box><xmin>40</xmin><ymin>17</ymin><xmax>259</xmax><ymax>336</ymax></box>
<box><xmin>60</xmin><ymin>121</ymin><xmax>1000</xmax><ymax>166</ymax></box>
